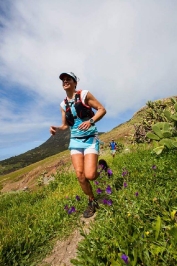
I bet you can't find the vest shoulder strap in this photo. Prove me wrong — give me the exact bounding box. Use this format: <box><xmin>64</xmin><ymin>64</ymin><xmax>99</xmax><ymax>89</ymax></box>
<box><xmin>64</xmin><ymin>90</ymin><xmax>82</xmax><ymax>104</ymax></box>
<box><xmin>64</xmin><ymin>97</ymin><xmax>69</xmax><ymax>108</ymax></box>
<box><xmin>75</xmin><ymin>90</ymin><xmax>82</xmax><ymax>102</ymax></box>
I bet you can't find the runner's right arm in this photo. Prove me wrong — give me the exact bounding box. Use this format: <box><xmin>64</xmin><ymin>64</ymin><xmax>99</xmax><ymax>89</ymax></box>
<box><xmin>50</xmin><ymin>107</ymin><xmax>69</xmax><ymax>135</ymax></box>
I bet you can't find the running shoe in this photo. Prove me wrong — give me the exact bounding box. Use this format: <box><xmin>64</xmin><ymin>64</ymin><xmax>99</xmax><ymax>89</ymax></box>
<box><xmin>83</xmin><ymin>199</ymin><xmax>99</xmax><ymax>218</ymax></box>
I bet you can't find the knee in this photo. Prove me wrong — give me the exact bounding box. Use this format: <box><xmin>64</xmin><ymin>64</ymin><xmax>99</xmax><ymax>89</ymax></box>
<box><xmin>76</xmin><ymin>171</ymin><xmax>85</xmax><ymax>183</ymax></box>
<box><xmin>86</xmin><ymin>171</ymin><xmax>96</xmax><ymax>181</ymax></box>
<box><xmin>75</xmin><ymin>170</ymin><xmax>96</xmax><ymax>182</ymax></box>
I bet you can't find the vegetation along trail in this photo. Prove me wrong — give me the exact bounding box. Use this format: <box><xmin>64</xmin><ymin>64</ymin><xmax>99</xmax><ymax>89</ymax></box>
<box><xmin>0</xmin><ymin>96</ymin><xmax>177</xmax><ymax>265</ymax></box>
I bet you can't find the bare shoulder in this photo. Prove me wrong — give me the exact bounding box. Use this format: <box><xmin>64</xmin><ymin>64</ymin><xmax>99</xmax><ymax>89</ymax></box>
<box><xmin>85</xmin><ymin>91</ymin><xmax>98</xmax><ymax>104</ymax></box>
<box><xmin>86</xmin><ymin>91</ymin><xmax>105</xmax><ymax>111</ymax></box>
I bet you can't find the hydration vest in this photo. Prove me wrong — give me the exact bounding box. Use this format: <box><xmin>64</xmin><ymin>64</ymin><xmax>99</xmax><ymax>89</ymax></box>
<box><xmin>64</xmin><ymin>90</ymin><xmax>94</xmax><ymax>126</ymax></box>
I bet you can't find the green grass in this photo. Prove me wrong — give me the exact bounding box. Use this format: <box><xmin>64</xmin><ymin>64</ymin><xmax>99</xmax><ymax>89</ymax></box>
<box><xmin>72</xmin><ymin>149</ymin><xmax>177</xmax><ymax>266</ymax></box>
<box><xmin>0</xmin><ymin>168</ymin><xmax>86</xmax><ymax>265</ymax></box>
<box><xmin>0</xmin><ymin>148</ymin><xmax>177</xmax><ymax>265</ymax></box>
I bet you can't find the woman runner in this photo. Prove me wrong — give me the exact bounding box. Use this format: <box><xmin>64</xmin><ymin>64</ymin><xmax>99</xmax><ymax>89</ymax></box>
<box><xmin>50</xmin><ymin>72</ymin><xmax>106</xmax><ymax>218</ymax></box>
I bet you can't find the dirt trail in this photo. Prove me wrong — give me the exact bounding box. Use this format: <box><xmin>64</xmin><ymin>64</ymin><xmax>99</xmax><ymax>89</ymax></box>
<box><xmin>39</xmin><ymin>215</ymin><xmax>96</xmax><ymax>266</ymax></box>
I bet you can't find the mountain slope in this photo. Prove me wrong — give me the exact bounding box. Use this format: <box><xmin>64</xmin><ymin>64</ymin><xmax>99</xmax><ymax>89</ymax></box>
<box><xmin>0</xmin><ymin>128</ymin><xmax>70</xmax><ymax>175</ymax></box>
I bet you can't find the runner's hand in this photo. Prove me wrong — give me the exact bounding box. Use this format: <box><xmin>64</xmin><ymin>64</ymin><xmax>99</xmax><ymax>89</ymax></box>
<box><xmin>78</xmin><ymin>121</ymin><xmax>91</xmax><ymax>131</ymax></box>
<box><xmin>50</xmin><ymin>126</ymin><xmax>57</xmax><ymax>135</ymax></box>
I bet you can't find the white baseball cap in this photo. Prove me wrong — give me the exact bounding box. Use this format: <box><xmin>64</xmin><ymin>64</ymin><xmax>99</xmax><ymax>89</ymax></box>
<box><xmin>59</xmin><ymin>72</ymin><xmax>77</xmax><ymax>82</ymax></box>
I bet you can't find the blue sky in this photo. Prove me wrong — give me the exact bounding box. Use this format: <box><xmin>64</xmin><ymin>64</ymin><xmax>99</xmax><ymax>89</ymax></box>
<box><xmin>0</xmin><ymin>0</ymin><xmax>177</xmax><ymax>160</ymax></box>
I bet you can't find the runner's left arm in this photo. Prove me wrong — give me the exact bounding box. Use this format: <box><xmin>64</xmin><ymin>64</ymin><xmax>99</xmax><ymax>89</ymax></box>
<box><xmin>78</xmin><ymin>92</ymin><xmax>106</xmax><ymax>130</ymax></box>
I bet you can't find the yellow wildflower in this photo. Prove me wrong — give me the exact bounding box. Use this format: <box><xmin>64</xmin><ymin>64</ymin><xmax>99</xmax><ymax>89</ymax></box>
<box><xmin>171</xmin><ymin>210</ymin><xmax>177</xmax><ymax>220</ymax></box>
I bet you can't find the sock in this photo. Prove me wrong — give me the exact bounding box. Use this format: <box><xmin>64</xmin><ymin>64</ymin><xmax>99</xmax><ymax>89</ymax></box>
<box><xmin>89</xmin><ymin>197</ymin><xmax>94</xmax><ymax>202</ymax></box>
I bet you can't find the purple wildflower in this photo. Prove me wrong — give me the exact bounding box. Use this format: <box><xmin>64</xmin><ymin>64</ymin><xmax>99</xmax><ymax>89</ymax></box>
<box><xmin>135</xmin><ymin>192</ymin><xmax>139</xmax><ymax>196</ymax></box>
<box><xmin>107</xmin><ymin>199</ymin><xmax>113</xmax><ymax>206</ymax></box>
<box><xmin>96</xmin><ymin>188</ymin><xmax>103</xmax><ymax>194</ymax></box>
<box><xmin>98</xmin><ymin>164</ymin><xmax>104</xmax><ymax>170</ymax></box>
<box><xmin>122</xmin><ymin>170</ymin><xmax>128</xmax><ymax>177</ymax></box>
<box><xmin>102</xmin><ymin>199</ymin><xmax>108</xmax><ymax>205</ymax></box>
<box><xmin>102</xmin><ymin>199</ymin><xmax>113</xmax><ymax>206</ymax></box>
<box><xmin>106</xmin><ymin>185</ymin><xmax>112</xmax><ymax>194</ymax></box>
<box><xmin>123</xmin><ymin>182</ymin><xmax>128</xmax><ymax>188</ymax></box>
<box><xmin>121</xmin><ymin>254</ymin><xmax>129</xmax><ymax>264</ymax></box>
<box><xmin>76</xmin><ymin>195</ymin><xmax>80</xmax><ymax>201</ymax></box>
<box><xmin>98</xmin><ymin>165</ymin><xmax>104</xmax><ymax>174</ymax></box>
<box><xmin>68</xmin><ymin>206</ymin><xmax>76</xmax><ymax>214</ymax></box>
<box><xmin>152</xmin><ymin>165</ymin><xmax>157</xmax><ymax>170</ymax></box>
<box><xmin>94</xmin><ymin>181</ymin><xmax>99</xmax><ymax>185</ymax></box>
<box><xmin>107</xmin><ymin>169</ymin><xmax>113</xmax><ymax>177</ymax></box>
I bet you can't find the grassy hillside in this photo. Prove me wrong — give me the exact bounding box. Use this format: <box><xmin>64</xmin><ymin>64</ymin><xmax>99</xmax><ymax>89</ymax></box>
<box><xmin>0</xmin><ymin>95</ymin><xmax>177</xmax><ymax>265</ymax></box>
<box><xmin>1</xmin><ymin>148</ymin><xmax>177</xmax><ymax>265</ymax></box>
<box><xmin>0</xmin><ymin>150</ymin><xmax>71</xmax><ymax>192</ymax></box>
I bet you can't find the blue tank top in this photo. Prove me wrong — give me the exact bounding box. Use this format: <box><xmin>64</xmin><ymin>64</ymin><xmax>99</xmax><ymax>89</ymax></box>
<box><xmin>60</xmin><ymin>90</ymin><xmax>98</xmax><ymax>138</ymax></box>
